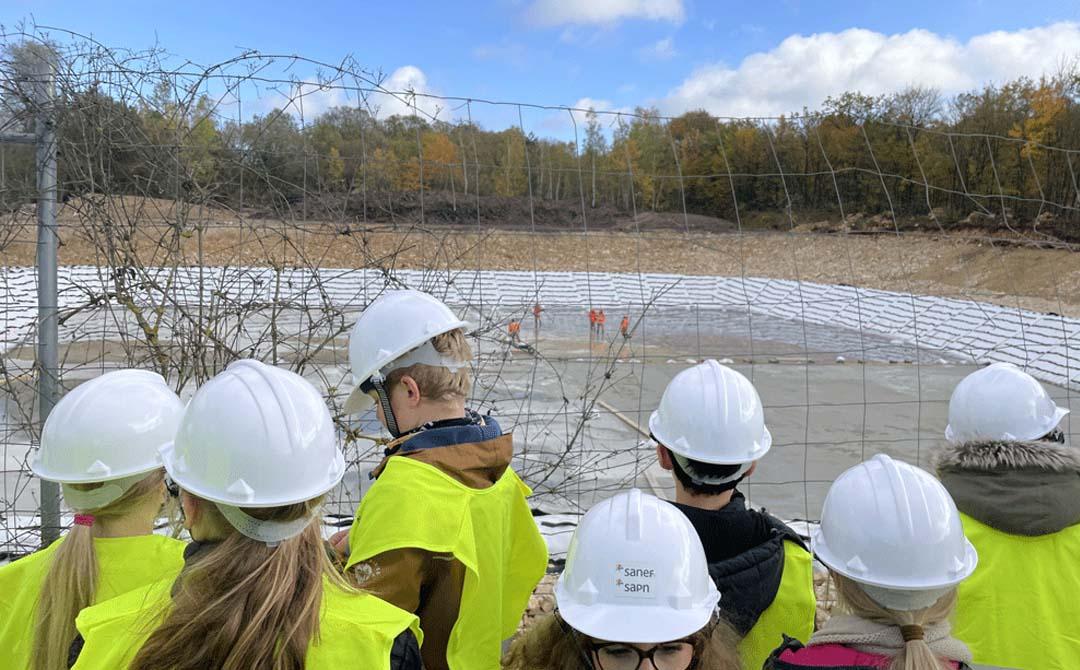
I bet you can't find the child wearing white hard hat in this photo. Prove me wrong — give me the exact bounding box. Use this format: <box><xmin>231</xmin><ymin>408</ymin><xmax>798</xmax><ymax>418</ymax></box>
<box><xmin>768</xmin><ymin>454</ymin><xmax>978</xmax><ymax>670</ymax></box>
<box><xmin>337</xmin><ymin>289</ymin><xmax>547</xmax><ymax>670</ymax></box>
<box><xmin>503</xmin><ymin>489</ymin><xmax>741</xmax><ymax>670</ymax></box>
<box><xmin>650</xmin><ymin>360</ymin><xmax>816</xmax><ymax>670</ymax></box>
<box><xmin>0</xmin><ymin>370</ymin><xmax>186</xmax><ymax>670</ymax></box>
<box><xmin>70</xmin><ymin>360</ymin><xmax>422</xmax><ymax>670</ymax></box>
<box><xmin>935</xmin><ymin>362</ymin><xmax>1078</xmax><ymax>669</ymax></box>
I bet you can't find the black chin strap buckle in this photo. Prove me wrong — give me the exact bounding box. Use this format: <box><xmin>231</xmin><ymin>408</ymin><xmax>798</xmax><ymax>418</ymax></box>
<box><xmin>367</xmin><ymin>374</ymin><xmax>401</xmax><ymax>438</ymax></box>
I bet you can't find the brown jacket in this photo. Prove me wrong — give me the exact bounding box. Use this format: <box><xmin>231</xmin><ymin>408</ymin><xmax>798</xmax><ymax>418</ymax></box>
<box><xmin>349</xmin><ymin>434</ymin><xmax>514</xmax><ymax>670</ymax></box>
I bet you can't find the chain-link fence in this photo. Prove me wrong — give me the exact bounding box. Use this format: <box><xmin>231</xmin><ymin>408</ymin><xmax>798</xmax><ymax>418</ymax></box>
<box><xmin>2</xmin><ymin>26</ymin><xmax>1079</xmax><ymax>561</ymax></box>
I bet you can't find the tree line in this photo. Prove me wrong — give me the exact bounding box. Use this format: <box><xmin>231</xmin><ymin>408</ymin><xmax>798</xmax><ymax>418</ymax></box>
<box><xmin>2</xmin><ymin>58</ymin><xmax>1078</xmax><ymax>239</ymax></box>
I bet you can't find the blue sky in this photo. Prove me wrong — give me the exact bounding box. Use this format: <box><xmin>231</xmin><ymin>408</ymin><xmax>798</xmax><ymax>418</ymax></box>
<box><xmin>4</xmin><ymin>0</ymin><xmax>1079</xmax><ymax>132</ymax></box>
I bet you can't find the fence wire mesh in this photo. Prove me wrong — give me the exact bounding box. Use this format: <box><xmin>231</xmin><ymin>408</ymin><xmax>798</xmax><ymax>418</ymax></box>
<box><xmin>2</xmin><ymin>26</ymin><xmax>1079</xmax><ymax>560</ymax></box>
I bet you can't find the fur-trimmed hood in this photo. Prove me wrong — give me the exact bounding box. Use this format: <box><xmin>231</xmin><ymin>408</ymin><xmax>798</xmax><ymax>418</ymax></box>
<box><xmin>934</xmin><ymin>439</ymin><xmax>1080</xmax><ymax>536</ymax></box>
<box><xmin>934</xmin><ymin>439</ymin><xmax>1080</xmax><ymax>473</ymax></box>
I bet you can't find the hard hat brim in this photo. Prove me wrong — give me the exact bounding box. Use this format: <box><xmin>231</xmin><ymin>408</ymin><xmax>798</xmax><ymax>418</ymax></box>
<box><xmin>945</xmin><ymin>404</ymin><xmax>1070</xmax><ymax>444</ymax></box>
<box><xmin>343</xmin><ymin>385</ymin><xmax>375</xmax><ymax>415</ymax></box>
<box><xmin>649</xmin><ymin>412</ymin><xmax>772</xmax><ymax>464</ymax></box>
<box><xmin>811</xmin><ymin>527</ymin><xmax>979</xmax><ymax>591</ymax></box>
<box><xmin>556</xmin><ymin>599</ymin><xmax>718</xmax><ymax>644</ymax></box>
<box><xmin>30</xmin><ymin>458</ymin><xmax>163</xmax><ymax>485</ymax></box>
<box><xmin>350</xmin><ymin>318</ymin><xmax>471</xmax><ymax>393</ymax></box>
<box><xmin>160</xmin><ymin>441</ymin><xmax>347</xmax><ymax>507</ymax></box>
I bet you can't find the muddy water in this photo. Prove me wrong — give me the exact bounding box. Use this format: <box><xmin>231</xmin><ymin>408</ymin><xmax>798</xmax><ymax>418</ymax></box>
<box><xmin>469</xmin><ymin>306</ymin><xmax>1079</xmax><ymax>521</ymax></box>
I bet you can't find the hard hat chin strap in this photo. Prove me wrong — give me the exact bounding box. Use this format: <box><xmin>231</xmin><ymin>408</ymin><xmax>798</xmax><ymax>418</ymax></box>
<box><xmin>369</xmin><ymin>374</ymin><xmax>402</xmax><ymax>438</ymax></box>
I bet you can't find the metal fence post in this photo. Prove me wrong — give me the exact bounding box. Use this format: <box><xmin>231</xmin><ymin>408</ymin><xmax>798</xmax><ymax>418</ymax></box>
<box><xmin>30</xmin><ymin>49</ymin><xmax>61</xmax><ymax>547</ymax></box>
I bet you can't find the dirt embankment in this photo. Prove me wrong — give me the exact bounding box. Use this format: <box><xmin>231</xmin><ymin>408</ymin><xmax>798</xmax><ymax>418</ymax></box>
<box><xmin>3</xmin><ymin>196</ymin><xmax>1080</xmax><ymax>317</ymax></box>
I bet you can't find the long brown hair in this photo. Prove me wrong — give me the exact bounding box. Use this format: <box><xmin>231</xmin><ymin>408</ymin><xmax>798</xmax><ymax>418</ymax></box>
<box><xmin>130</xmin><ymin>496</ymin><xmax>344</xmax><ymax>670</ymax></box>
<box><xmin>834</xmin><ymin>574</ymin><xmax>959</xmax><ymax>670</ymax></box>
<box><xmin>502</xmin><ymin>612</ymin><xmax>743</xmax><ymax>670</ymax></box>
<box><xmin>32</xmin><ymin>470</ymin><xmax>166</xmax><ymax>670</ymax></box>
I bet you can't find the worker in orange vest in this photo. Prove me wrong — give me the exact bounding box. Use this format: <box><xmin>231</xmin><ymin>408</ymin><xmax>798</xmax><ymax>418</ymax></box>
<box><xmin>588</xmin><ymin>309</ymin><xmax>597</xmax><ymax>337</ymax></box>
<box><xmin>508</xmin><ymin>319</ymin><xmax>521</xmax><ymax>344</ymax></box>
<box><xmin>620</xmin><ymin>314</ymin><xmax>630</xmax><ymax>340</ymax></box>
<box><xmin>597</xmin><ymin>310</ymin><xmax>607</xmax><ymax>338</ymax></box>
<box><xmin>532</xmin><ymin>303</ymin><xmax>543</xmax><ymax>327</ymax></box>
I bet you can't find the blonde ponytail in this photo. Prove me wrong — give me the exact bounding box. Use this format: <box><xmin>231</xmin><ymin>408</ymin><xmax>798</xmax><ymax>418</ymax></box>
<box><xmin>130</xmin><ymin>496</ymin><xmax>343</xmax><ymax>670</ymax></box>
<box><xmin>834</xmin><ymin>574</ymin><xmax>957</xmax><ymax>670</ymax></box>
<box><xmin>32</xmin><ymin>470</ymin><xmax>166</xmax><ymax>670</ymax></box>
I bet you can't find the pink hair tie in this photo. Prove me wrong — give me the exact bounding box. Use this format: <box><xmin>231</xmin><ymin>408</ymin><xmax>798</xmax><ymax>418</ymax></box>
<box><xmin>74</xmin><ymin>514</ymin><xmax>95</xmax><ymax>527</ymax></box>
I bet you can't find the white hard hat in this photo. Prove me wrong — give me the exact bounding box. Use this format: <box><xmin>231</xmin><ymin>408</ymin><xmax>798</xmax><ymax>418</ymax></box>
<box><xmin>343</xmin><ymin>290</ymin><xmax>469</xmax><ymax>414</ymax></box>
<box><xmin>161</xmin><ymin>359</ymin><xmax>345</xmax><ymax>507</ymax></box>
<box><xmin>555</xmin><ymin>489</ymin><xmax>720</xmax><ymax>643</ymax></box>
<box><xmin>945</xmin><ymin>362</ymin><xmax>1068</xmax><ymax>444</ymax></box>
<box><xmin>649</xmin><ymin>360</ymin><xmax>771</xmax><ymax>464</ymax></box>
<box><xmin>33</xmin><ymin>369</ymin><xmax>183</xmax><ymax>483</ymax></box>
<box><xmin>812</xmin><ymin>454</ymin><xmax>977</xmax><ymax>593</ymax></box>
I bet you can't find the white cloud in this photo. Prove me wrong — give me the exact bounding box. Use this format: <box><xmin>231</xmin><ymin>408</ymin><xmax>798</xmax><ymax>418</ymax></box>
<box><xmin>639</xmin><ymin>37</ymin><xmax>677</xmax><ymax>61</ymax></box>
<box><xmin>286</xmin><ymin>83</ymin><xmax>349</xmax><ymax>120</ymax></box>
<box><xmin>255</xmin><ymin>65</ymin><xmax>445</xmax><ymax>122</ymax></box>
<box><xmin>368</xmin><ymin>66</ymin><xmax>446</xmax><ymax>120</ymax></box>
<box><xmin>526</xmin><ymin>0</ymin><xmax>684</xmax><ymax>27</ymax></box>
<box><xmin>538</xmin><ymin>96</ymin><xmax>633</xmax><ymax>136</ymax></box>
<box><xmin>662</xmin><ymin>22</ymin><xmax>1080</xmax><ymax>118</ymax></box>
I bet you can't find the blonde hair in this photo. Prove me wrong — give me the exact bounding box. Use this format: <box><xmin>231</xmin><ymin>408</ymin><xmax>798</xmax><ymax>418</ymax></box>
<box><xmin>501</xmin><ymin>612</ymin><xmax>743</xmax><ymax>670</ymax></box>
<box><xmin>130</xmin><ymin>495</ymin><xmax>347</xmax><ymax>670</ymax></box>
<box><xmin>387</xmin><ymin>329</ymin><xmax>472</xmax><ymax>401</ymax></box>
<box><xmin>834</xmin><ymin>574</ymin><xmax>958</xmax><ymax>670</ymax></box>
<box><xmin>32</xmin><ymin>470</ymin><xmax>167</xmax><ymax>670</ymax></box>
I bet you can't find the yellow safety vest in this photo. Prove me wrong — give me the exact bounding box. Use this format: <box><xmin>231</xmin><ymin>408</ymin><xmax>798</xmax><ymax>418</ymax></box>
<box><xmin>72</xmin><ymin>575</ymin><xmax>421</xmax><ymax>669</ymax></box>
<box><xmin>954</xmin><ymin>512</ymin><xmax>1080</xmax><ymax>670</ymax></box>
<box><xmin>0</xmin><ymin>534</ymin><xmax>185</xmax><ymax>670</ymax></box>
<box><xmin>347</xmin><ymin>456</ymin><xmax>548</xmax><ymax>670</ymax></box>
<box><xmin>738</xmin><ymin>539</ymin><xmax>817</xmax><ymax>670</ymax></box>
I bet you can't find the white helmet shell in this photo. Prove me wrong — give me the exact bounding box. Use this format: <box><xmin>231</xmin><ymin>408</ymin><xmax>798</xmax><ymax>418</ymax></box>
<box><xmin>33</xmin><ymin>369</ymin><xmax>183</xmax><ymax>483</ymax></box>
<box><xmin>555</xmin><ymin>489</ymin><xmax>720</xmax><ymax>643</ymax></box>
<box><xmin>812</xmin><ymin>454</ymin><xmax>978</xmax><ymax>591</ymax></box>
<box><xmin>343</xmin><ymin>290</ymin><xmax>469</xmax><ymax>414</ymax></box>
<box><xmin>945</xmin><ymin>362</ymin><xmax>1068</xmax><ymax>444</ymax></box>
<box><xmin>161</xmin><ymin>360</ymin><xmax>345</xmax><ymax>506</ymax></box>
<box><xmin>649</xmin><ymin>360</ymin><xmax>771</xmax><ymax>464</ymax></box>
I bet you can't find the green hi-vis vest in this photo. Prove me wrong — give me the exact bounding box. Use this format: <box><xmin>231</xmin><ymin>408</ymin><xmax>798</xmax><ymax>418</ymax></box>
<box><xmin>954</xmin><ymin>512</ymin><xmax>1080</xmax><ymax>670</ymax></box>
<box><xmin>347</xmin><ymin>456</ymin><xmax>549</xmax><ymax>670</ymax></box>
<box><xmin>72</xmin><ymin>575</ymin><xmax>421</xmax><ymax>669</ymax></box>
<box><xmin>739</xmin><ymin>539</ymin><xmax>817</xmax><ymax>670</ymax></box>
<box><xmin>0</xmin><ymin>534</ymin><xmax>186</xmax><ymax>670</ymax></box>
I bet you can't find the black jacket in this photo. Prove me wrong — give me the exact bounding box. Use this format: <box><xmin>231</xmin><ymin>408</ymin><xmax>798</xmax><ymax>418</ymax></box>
<box><xmin>674</xmin><ymin>491</ymin><xmax>807</xmax><ymax>636</ymax></box>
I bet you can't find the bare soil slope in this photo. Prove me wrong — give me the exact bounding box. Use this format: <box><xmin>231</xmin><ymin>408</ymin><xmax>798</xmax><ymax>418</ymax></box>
<box><xmin>3</xmin><ymin>196</ymin><xmax>1079</xmax><ymax>316</ymax></box>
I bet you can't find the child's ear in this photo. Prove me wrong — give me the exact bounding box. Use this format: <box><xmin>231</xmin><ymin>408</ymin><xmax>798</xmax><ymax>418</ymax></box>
<box><xmin>655</xmin><ymin>444</ymin><xmax>674</xmax><ymax>471</ymax></box>
<box><xmin>401</xmin><ymin>376</ymin><xmax>422</xmax><ymax>405</ymax></box>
